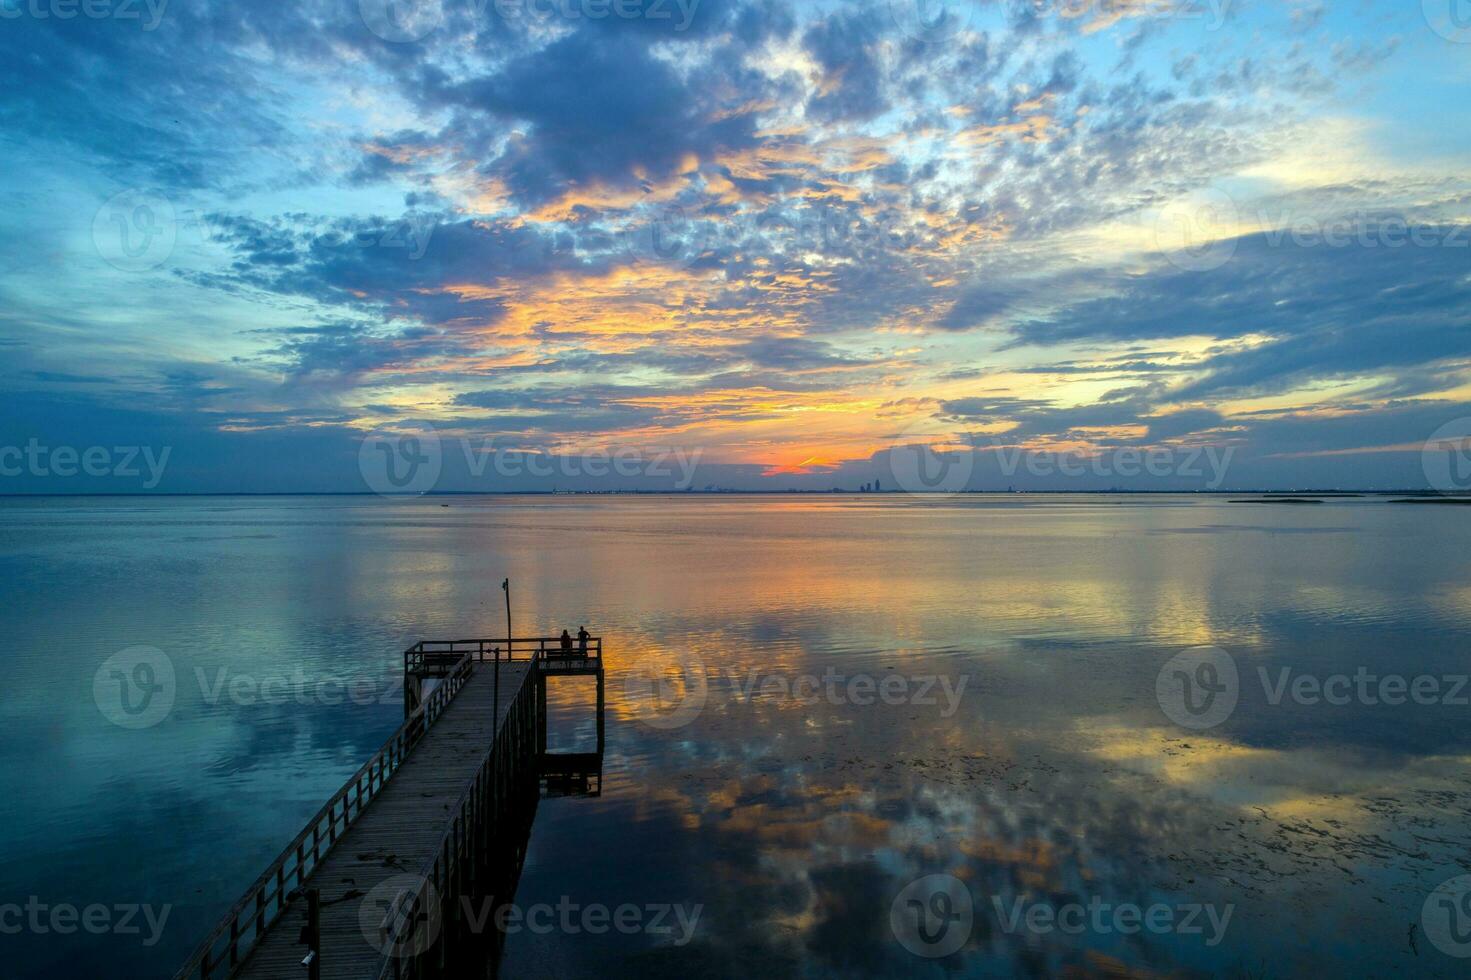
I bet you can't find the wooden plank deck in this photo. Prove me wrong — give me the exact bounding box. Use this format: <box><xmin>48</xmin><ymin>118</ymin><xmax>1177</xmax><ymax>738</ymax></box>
<box><xmin>236</xmin><ymin>663</ymin><xmax>533</xmax><ymax>980</ymax></box>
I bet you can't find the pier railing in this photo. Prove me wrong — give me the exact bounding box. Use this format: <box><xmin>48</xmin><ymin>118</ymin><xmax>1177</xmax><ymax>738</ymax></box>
<box><xmin>405</xmin><ymin>635</ymin><xmax>602</xmax><ymax>674</ymax></box>
<box><xmin>173</xmin><ymin>653</ymin><xmax>476</xmax><ymax>980</ymax></box>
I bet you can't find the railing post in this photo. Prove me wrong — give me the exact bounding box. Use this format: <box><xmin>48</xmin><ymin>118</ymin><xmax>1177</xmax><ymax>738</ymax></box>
<box><xmin>404</xmin><ymin>673</ymin><xmax>422</xmax><ymax>721</ymax></box>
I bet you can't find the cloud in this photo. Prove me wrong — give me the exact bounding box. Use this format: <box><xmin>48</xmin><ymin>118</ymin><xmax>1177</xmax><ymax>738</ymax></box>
<box><xmin>423</xmin><ymin>27</ymin><xmax>768</xmax><ymax>210</ymax></box>
<box><xmin>1000</xmin><ymin>227</ymin><xmax>1471</xmax><ymax>398</ymax></box>
<box><xmin>1</xmin><ymin>0</ymin><xmax>1466</xmax><ymax>490</ymax></box>
<box><xmin>801</xmin><ymin>9</ymin><xmax>888</xmax><ymax>124</ymax></box>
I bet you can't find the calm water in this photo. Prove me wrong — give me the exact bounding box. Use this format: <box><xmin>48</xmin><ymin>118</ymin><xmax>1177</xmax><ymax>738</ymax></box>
<box><xmin>2</xmin><ymin>495</ymin><xmax>1470</xmax><ymax>978</ymax></box>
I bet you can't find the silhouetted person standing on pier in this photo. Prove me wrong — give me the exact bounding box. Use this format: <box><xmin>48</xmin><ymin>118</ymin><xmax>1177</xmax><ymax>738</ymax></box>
<box><xmin>577</xmin><ymin>626</ymin><xmax>590</xmax><ymax>656</ymax></box>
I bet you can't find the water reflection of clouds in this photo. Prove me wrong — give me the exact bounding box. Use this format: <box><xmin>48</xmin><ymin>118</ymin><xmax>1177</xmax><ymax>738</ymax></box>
<box><xmin>580</xmin><ymin>606</ymin><xmax>1470</xmax><ymax>972</ymax></box>
<box><xmin>11</xmin><ymin>496</ymin><xmax>1471</xmax><ymax>977</ymax></box>
<box><xmin>574</xmin><ymin>696</ymin><xmax>1468</xmax><ymax>975</ymax></box>
<box><xmin>568</xmin><ymin>730</ymin><xmax>1248</xmax><ymax>975</ymax></box>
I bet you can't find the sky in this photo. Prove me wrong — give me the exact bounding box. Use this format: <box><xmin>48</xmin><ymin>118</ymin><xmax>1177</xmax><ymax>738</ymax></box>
<box><xmin>2</xmin><ymin>0</ymin><xmax>1470</xmax><ymax>492</ymax></box>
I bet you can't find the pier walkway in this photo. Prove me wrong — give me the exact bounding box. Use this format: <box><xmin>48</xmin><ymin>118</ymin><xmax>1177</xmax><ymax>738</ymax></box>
<box><xmin>174</xmin><ymin>637</ymin><xmax>604</xmax><ymax>980</ymax></box>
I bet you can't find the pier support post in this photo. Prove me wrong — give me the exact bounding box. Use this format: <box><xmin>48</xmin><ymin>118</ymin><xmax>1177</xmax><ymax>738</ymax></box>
<box><xmin>595</xmin><ymin>670</ymin><xmax>605</xmax><ymax>755</ymax></box>
<box><xmin>536</xmin><ymin>675</ymin><xmax>547</xmax><ymax>755</ymax></box>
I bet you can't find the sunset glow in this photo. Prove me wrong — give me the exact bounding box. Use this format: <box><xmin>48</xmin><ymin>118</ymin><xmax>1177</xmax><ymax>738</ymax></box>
<box><xmin>3</xmin><ymin>1</ymin><xmax>1470</xmax><ymax>492</ymax></box>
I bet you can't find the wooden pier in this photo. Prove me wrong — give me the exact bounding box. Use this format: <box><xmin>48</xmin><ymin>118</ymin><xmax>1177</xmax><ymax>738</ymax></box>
<box><xmin>174</xmin><ymin>636</ymin><xmax>605</xmax><ymax>980</ymax></box>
